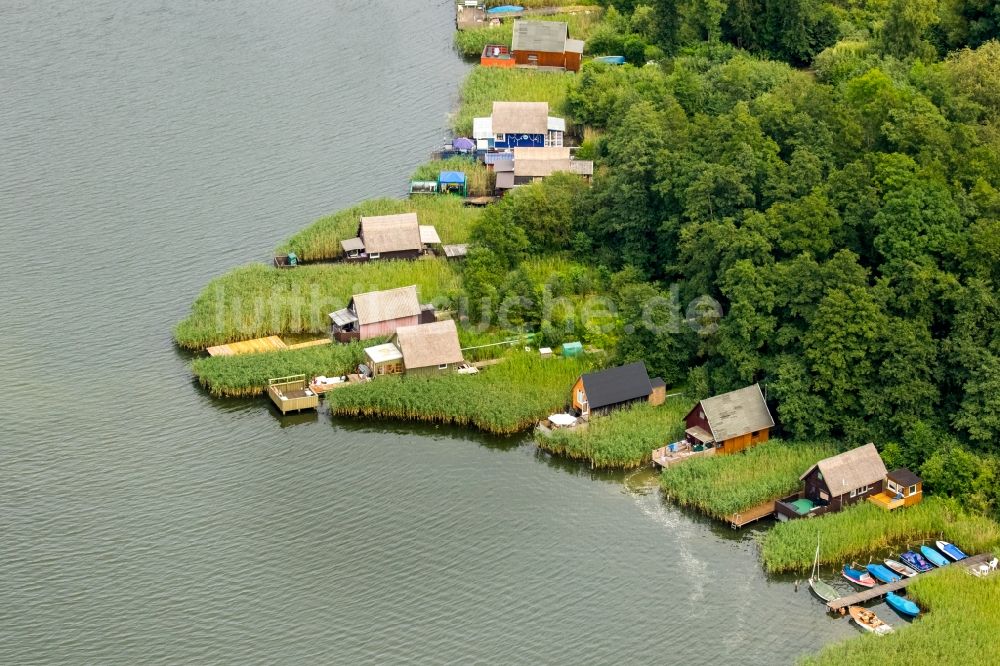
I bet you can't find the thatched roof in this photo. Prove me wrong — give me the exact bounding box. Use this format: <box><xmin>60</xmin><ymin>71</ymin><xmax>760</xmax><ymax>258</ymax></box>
<box><xmin>492</xmin><ymin>101</ymin><xmax>549</xmax><ymax>135</ymax></box>
<box><xmin>393</xmin><ymin>319</ymin><xmax>464</xmax><ymax>370</ymax></box>
<box><xmin>358</xmin><ymin>212</ymin><xmax>421</xmax><ymax>254</ymax></box>
<box><xmin>513</xmin><ymin>147</ymin><xmax>572</xmax><ymax>177</ymax></box>
<box><xmin>350</xmin><ymin>285</ymin><xmax>420</xmax><ymax>325</ymax></box>
<box><xmin>693</xmin><ymin>383</ymin><xmax>774</xmax><ymax>441</ymax></box>
<box><xmin>512</xmin><ymin>20</ymin><xmax>569</xmax><ymax>54</ymax></box>
<box><xmin>801</xmin><ymin>443</ymin><xmax>888</xmax><ymax>493</ymax></box>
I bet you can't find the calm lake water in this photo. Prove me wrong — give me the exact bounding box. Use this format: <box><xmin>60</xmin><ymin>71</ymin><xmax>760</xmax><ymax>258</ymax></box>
<box><xmin>1</xmin><ymin>1</ymin><xmax>858</xmax><ymax>663</ymax></box>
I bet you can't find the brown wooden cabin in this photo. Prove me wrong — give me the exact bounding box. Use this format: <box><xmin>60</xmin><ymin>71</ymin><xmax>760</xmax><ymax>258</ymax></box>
<box><xmin>364</xmin><ymin>319</ymin><xmax>464</xmax><ymax>376</ymax></box>
<box><xmin>511</xmin><ymin>20</ymin><xmax>583</xmax><ymax>72</ymax></box>
<box><xmin>571</xmin><ymin>361</ymin><xmax>665</xmax><ymax>418</ymax></box>
<box><xmin>775</xmin><ymin>443</ymin><xmax>887</xmax><ymax>521</ymax></box>
<box><xmin>682</xmin><ymin>383</ymin><xmax>774</xmax><ymax>455</ymax></box>
<box><xmin>328</xmin><ymin>285</ymin><xmax>435</xmax><ymax>343</ymax></box>
<box><xmin>870</xmin><ymin>467</ymin><xmax>924</xmax><ymax>510</ymax></box>
<box><xmin>340</xmin><ymin>212</ymin><xmax>439</xmax><ymax>261</ymax></box>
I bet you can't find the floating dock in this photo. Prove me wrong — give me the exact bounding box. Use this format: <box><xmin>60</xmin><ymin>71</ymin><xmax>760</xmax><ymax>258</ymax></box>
<box><xmin>827</xmin><ymin>552</ymin><xmax>995</xmax><ymax>613</ymax></box>
<box><xmin>207</xmin><ymin>336</ymin><xmax>287</xmax><ymax>356</ymax></box>
<box><xmin>267</xmin><ymin>374</ymin><xmax>319</xmax><ymax>415</ymax></box>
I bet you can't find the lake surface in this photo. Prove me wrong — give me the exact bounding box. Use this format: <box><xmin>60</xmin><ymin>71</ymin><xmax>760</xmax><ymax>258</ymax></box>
<box><xmin>0</xmin><ymin>1</ymin><xmax>857</xmax><ymax>663</ymax></box>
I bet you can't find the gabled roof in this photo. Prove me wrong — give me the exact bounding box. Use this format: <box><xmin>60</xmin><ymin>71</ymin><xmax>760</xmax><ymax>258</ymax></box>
<box><xmin>579</xmin><ymin>361</ymin><xmax>653</xmax><ymax>409</ymax></box>
<box><xmin>492</xmin><ymin>101</ymin><xmax>549</xmax><ymax>135</ymax></box>
<box><xmin>690</xmin><ymin>383</ymin><xmax>774</xmax><ymax>442</ymax></box>
<box><xmin>350</xmin><ymin>285</ymin><xmax>421</xmax><ymax>325</ymax></box>
<box><xmin>887</xmin><ymin>467</ymin><xmax>922</xmax><ymax>486</ymax></box>
<box><xmin>328</xmin><ymin>308</ymin><xmax>358</xmax><ymax>327</ymax></box>
<box><xmin>358</xmin><ymin>212</ymin><xmax>421</xmax><ymax>254</ymax></box>
<box><xmin>513</xmin><ymin>147</ymin><xmax>572</xmax><ymax>177</ymax></box>
<box><xmin>801</xmin><ymin>443</ymin><xmax>888</xmax><ymax>494</ymax></box>
<box><xmin>393</xmin><ymin>319</ymin><xmax>464</xmax><ymax>370</ymax></box>
<box><xmin>512</xmin><ymin>20</ymin><xmax>569</xmax><ymax>54</ymax></box>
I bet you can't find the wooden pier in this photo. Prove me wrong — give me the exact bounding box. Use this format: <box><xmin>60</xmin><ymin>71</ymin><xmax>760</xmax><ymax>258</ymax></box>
<box><xmin>207</xmin><ymin>336</ymin><xmax>287</xmax><ymax>357</ymax></box>
<box><xmin>827</xmin><ymin>552</ymin><xmax>995</xmax><ymax>613</ymax></box>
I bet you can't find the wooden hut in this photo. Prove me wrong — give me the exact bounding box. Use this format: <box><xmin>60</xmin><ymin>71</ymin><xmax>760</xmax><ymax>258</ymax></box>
<box><xmin>775</xmin><ymin>443</ymin><xmax>887</xmax><ymax>520</ymax></box>
<box><xmin>683</xmin><ymin>384</ymin><xmax>774</xmax><ymax>455</ymax></box>
<box><xmin>870</xmin><ymin>467</ymin><xmax>923</xmax><ymax>510</ymax></box>
<box><xmin>328</xmin><ymin>285</ymin><xmax>435</xmax><ymax>343</ymax></box>
<box><xmin>511</xmin><ymin>20</ymin><xmax>583</xmax><ymax>72</ymax></box>
<box><xmin>341</xmin><ymin>212</ymin><xmax>437</xmax><ymax>261</ymax></box>
<box><xmin>511</xmin><ymin>147</ymin><xmax>594</xmax><ymax>186</ymax></box>
<box><xmin>571</xmin><ymin>361</ymin><xmax>665</xmax><ymax>418</ymax></box>
<box><xmin>363</xmin><ymin>319</ymin><xmax>464</xmax><ymax>376</ymax></box>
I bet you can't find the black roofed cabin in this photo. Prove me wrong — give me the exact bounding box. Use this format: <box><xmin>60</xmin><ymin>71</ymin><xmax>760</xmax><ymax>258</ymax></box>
<box><xmin>683</xmin><ymin>383</ymin><xmax>774</xmax><ymax>455</ymax></box>
<box><xmin>571</xmin><ymin>361</ymin><xmax>665</xmax><ymax>418</ymax></box>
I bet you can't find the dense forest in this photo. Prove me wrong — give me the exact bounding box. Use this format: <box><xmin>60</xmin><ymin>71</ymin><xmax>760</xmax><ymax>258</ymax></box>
<box><xmin>462</xmin><ymin>2</ymin><xmax>1000</xmax><ymax>512</ymax></box>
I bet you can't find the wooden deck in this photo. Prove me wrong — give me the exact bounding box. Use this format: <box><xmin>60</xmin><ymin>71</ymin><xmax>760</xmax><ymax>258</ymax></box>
<box><xmin>456</xmin><ymin>4</ymin><xmax>486</xmax><ymax>30</ymax></box>
<box><xmin>868</xmin><ymin>491</ymin><xmax>905</xmax><ymax>510</ymax></box>
<box><xmin>310</xmin><ymin>373</ymin><xmax>365</xmax><ymax>395</ymax></box>
<box><xmin>286</xmin><ymin>338</ymin><xmax>332</xmax><ymax>351</ymax></box>
<box><xmin>827</xmin><ymin>552</ymin><xmax>995</xmax><ymax>612</ymax></box>
<box><xmin>207</xmin><ymin>336</ymin><xmax>287</xmax><ymax>357</ymax></box>
<box><xmin>651</xmin><ymin>444</ymin><xmax>715</xmax><ymax>469</ymax></box>
<box><xmin>726</xmin><ymin>499</ymin><xmax>780</xmax><ymax>529</ymax></box>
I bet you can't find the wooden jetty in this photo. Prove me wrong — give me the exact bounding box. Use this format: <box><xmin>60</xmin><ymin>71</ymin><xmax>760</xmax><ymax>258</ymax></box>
<box><xmin>207</xmin><ymin>336</ymin><xmax>287</xmax><ymax>357</ymax></box>
<box><xmin>267</xmin><ymin>374</ymin><xmax>319</xmax><ymax>415</ymax></box>
<box><xmin>827</xmin><ymin>552</ymin><xmax>995</xmax><ymax>613</ymax></box>
<box><xmin>651</xmin><ymin>443</ymin><xmax>715</xmax><ymax>470</ymax></box>
<box><xmin>286</xmin><ymin>338</ymin><xmax>332</xmax><ymax>351</ymax></box>
<box><xmin>726</xmin><ymin>500</ymin><xmax>779</xmax><ymax>529</ymax></box>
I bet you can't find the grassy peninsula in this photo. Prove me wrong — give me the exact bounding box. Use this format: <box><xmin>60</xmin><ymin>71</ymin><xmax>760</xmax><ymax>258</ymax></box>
<box><xmin>761</xmin><ymin>497</ymin><xmax>1000</xmax><ymax>574</ymax></box>
<box><xmin>535</xmin><ymin>399</ymin><xmax>688</xmax><ymax>468</ymax></box>
<box><xmin>658</xmin><ymin>440</ymin><xmax>837</xmax><ymax>520</ymax></box>
<box><xmin>325</xmin><ymin>352</ymin><xmax>591</xmax><ymax>435</ymax></box>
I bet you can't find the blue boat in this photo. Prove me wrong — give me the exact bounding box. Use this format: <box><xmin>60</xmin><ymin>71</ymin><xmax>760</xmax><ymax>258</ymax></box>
<box><xmin>842</xmin><ymin>565</ymin><xmax>876</xmax><ymax>588</ymax></box>
<box><xmin>867</xmin><ymin>563</ymin><xmax>901</xmax><ymax>584</ymax></box>
<box><xmin>886</xmin><ymin>592</ymin><xmax>921</xmax><ymax>617</ymax></box>
<box><xmin>921</xmin><ymin>545</ymin><xmax>950</xmax><ymax>567</ymax></box>
<box><xmin>936</xmin><ymin>540</ymin><xmax>968</xmax><ymax>561</ymax></box>
<box><xmin>900</xmin><ymin>550</ymin><xmax>934</xmax><ymax>573</ymax></box>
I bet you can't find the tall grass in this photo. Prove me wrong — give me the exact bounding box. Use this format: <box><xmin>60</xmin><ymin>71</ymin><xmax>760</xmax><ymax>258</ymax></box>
<box><xmin>659</xmin><ymin>440</ymin><xmax>838</xmax><ymax>519</ymax></box>
<box><xmin>277</xmin><ymin>196</ymin><xmax>481</xmax><ymax>262</ymax></box>
<box><xmin>454</xmin><ymin>11</ymin><xmax>604</xmax><ymax>58</ymax></box>
<box><xmin>325</xmin><ymin>351</ymin><xmax>591</xmax><ymax>434</ymax></box>
<box><xmin>192</xmin><ymin>342</ymin><xmax>368</xmax><ymax>398</ymax></box>
<box><xmin>761</xmin><ymin>497</ymin><xmax>1000</xmax><ymax>574</ymax></box>
<box><xmin>411</xmin><ymin>158</ymin><xmax>495</xmax><ymax>197</ymax></box>
<box><xmin>454</xmin><ymin>67</ymin><xmax>574</xmax><ymax>136</ymax></box>
<box><xmin>173</xmin><ymin>260</ymin><xmax>460</xmax><ymax>350</ymax></box>
<box><xmin>536</xmin><ymin>398</ymin><xmax>688</xmax><ymax>469</ymax></box>
<box><xmin>801</xmin><ymin>567</ymin><xmax>1000</xmax><ymax>665</ymax></box>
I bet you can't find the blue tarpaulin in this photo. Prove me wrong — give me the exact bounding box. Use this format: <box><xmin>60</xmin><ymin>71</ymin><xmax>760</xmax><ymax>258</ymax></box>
<box><xmin>487</xmin><ymin>5</ymin><xmax>523</xmax><ymax>14</ymax></box>
<box><xmin>439</xmin><ymin>171</ymin><xmax>467</xmax><ymax>184</ymax></box>
<box><xmin>593</xmin><ymin>55</ymin><xmax>626</xmax><ymax>65</ymax></box>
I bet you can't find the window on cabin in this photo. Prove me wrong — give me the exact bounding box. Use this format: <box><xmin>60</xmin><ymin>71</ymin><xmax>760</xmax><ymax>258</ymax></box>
<box><xmin>495</xmin><ymin>133</ymin><xmax>505</xmax><ymax>142</ymax></box>
<box><xmin>438</xmin><ymin>364</ymin><xmax>448</xmax><ymax>370</ymax></box>
<box><xmin>369</xmin><ymin>252</ymin><xmax>380</xmax><ymax>259</ymax></box>
<box><xmin>909</xmin><ymin>484</ymin><xmax>918</xmax><ymax>495</ymax></box>
<box><xmin>850</xmin><ymin>488</ymin><xmax>857</xmax><ymax>498</ymax></box>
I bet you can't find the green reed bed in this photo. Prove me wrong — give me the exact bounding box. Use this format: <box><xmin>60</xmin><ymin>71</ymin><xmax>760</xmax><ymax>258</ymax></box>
<box><xmin>191</xmin><ymin>342</ymin><xmax>368</xmax><ymax>398</ymax></box>
<box><xmin>535</xmin><ymin>398</ymin><xmax>688</xmax><ymax>469</ymax></box>
<box><xmin>277</xmin><ymin>196</ymin><xmax>481</xmax><ymax>262</ymax></box>
<box><xmin>659</xmin><ymin>440</ymin><xmax>837</xmax><ymax>520</ymax></box>
<box><xmin>173</xmin><ymin>260</ymin><xmax>460</xmax><ymax>350</ymax></box>
<box><xmin>800</xmin><ymin>566</ymin><xmax>1000</xmax><ymax>666</ymax></box>
<box><xmin>454</xmin><ymin>67</ymin><xmax>574</xmax><ymax>136</ymax></box>
<box><xmin>325</xmin><ymin>351</ymin><xmax>591</xmax><ymax>435</ymax></box>
<box><xmin>761</xmin><ymin>497</ymin><xmax>1000</xmax><ymax>574</ymax></box>
<box><xmin>454</xmin><ymin>11</ymin><xmax>604</xmax><ymax>59</ymax></box>
<box><xmin>410</xmin><ymin>158</ymin><xmax>494</xmax><ymax>197</ymax></box>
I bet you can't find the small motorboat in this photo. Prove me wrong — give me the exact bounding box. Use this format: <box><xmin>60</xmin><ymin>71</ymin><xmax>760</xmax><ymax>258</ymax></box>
<box><xmin>884</xmin><ymin>558</ymin><xmax>919</xmax><ymax>578</ymax></box>
<box><xmin>921</xmin><ymin>544</ymin><xmax>950</xmax><ymax>567</ymax></box>
<box><xmin>886</xmin><ymin>592</ymin><xmax>921</xmax><ymax>617</ymax></box>
<box><xmin>901</xmin><ymin>550</ymin><xmax>934</xmax><ymax>573</ymax></box>
<box><xmin>936</xmin><ymin>540</ymin><xmax>968</xmax><ymax>561</ymax></box>
<box><xmin>849</xmin><ymin>606</ymin><xmax>894</xmax><ymax>635</ymax></box>
<box><xmin>842</xmin><ymin>565</ymin><xmax>876</xmax><ymax>588</ymax></box>
<box><xmin>867</xmin><ymin>563</ymin><xmax>902</xmax><ymax>584</ymax></box>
